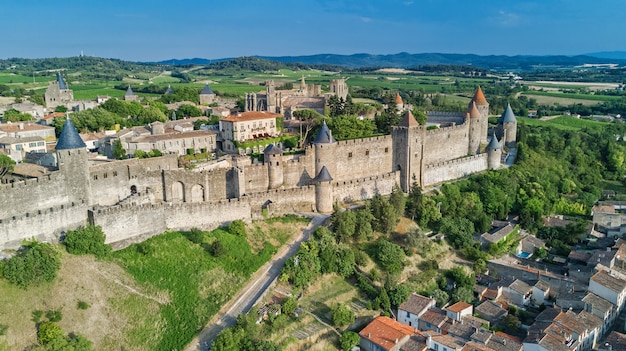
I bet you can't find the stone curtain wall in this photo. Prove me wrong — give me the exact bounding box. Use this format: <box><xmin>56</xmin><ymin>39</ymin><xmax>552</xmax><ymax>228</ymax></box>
<box><xmin>422</xmin><ymin>124</ymin><xmax>470</xmax><ymax>165</ymax></box>
<box><xmin>332</xmin><ymin>172</ymin><xmax>400</xmax><ymax>204</ymax></box>
<box><xmin>334</xmin><ymin>136</ymin><xmax>393</xmax><ymax>182</ymax></box>
<box><xmin>423</xmin><ymin>154</ymin><xmax>487</xmax><ymax>186</ymax></box>
<box><xmin>0</xmin><ymin>201</ymin><xmax>88</xmax><ymax>250</ymax></box>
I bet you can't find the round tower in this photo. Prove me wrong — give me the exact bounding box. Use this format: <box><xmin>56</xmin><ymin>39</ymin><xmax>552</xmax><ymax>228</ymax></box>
<box><xmin>56</xmin><ymin>118</ymin><xmax>91</xmax><ymax>206</ymax></box>
<box><xmin>395</xmin><ymin>93</ymin><xmax>404</xmax><ymax>112</ymax></box>
<box><xmin>264</xmin><ymin>144</ymin><xmax>284</xmax><ymax>189</ymax></box>
<box><xmin>313</xmin><ymin>121</ymin><xmax>337</xmax><ymax>178</ymax></box>
<box><xmin>470</xmin><ymin>87</ymin><xmax>489</xmax><ymax>142</ymax></box>
<box><xmin>498</xmin><ymin>103</ymin><xmax>517</xmax><ymax>145</ymax></box>
<box><xmin>486</xmin><ymin>133</ymin><xmax>502</xmax><ymax>170</ymax></box>
<box><xmin>313</xmin><ymin>165</ymin><xmax>333</xmax><ymax>213</ymax></box>
<box><xmin>467</xmin><ymin>101</ymin><xmax>482</xmax><ymax>155</ymax></box>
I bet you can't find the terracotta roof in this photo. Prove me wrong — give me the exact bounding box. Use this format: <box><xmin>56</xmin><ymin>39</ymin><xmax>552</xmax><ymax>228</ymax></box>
<box><xmin>221</xmin><ymin>111</ymin><xmax>281</xmax><ymax>122</ymax></box>
<box><xmin>495</xmin><ymin>331</ymin><xmax>524</xmax><ymax>345</ymax></box>
<box><xmin>446</xmin><ymin>301</ymin><xmax>472</xmax><ymax>313</ymax></box>
<box><xmin>463</xmin><ymin>341</ymin><xmax>494</xmax><ymax>351</ymax></box>
<box><xmin>592</xmin><ymin>205</ymin><xmax>615</xmax><ymax>214</ymax></box>
<box><xmin>472</xmin><ymin>87</ymin><xmax>488</xmax><ymax>106</ymax></box>
<box><xmin>400</xmin><ymin>335</ymin><xmax>428</xmax><ymax>351</ymax></box>
<box><xmin>605</xmin><ymin>331</ymin><xmax>626</xmax><ymax>351</ymax></box>
<box><xmin>468</xmin><ymin>101</ymin><xmax>482</xmax><ymax>119</ymax></box>
<box><xmin>359</xmin><ymin>316</ymin><xmax>416</xmax><ymax>351</ymax></box>
<box><xmin>0</xmin><ymin>122</ymin><xmax>55</xmax><ymax>133</ymax></box>
<box><xmin>399</xmin><ymin>110</ymin><xmax>419</xmax><ymax>127</ymax></box>
<box><xmin>431</xmin><ymin>333</ymin><xmax>466</xmax><ymax>349</ymax></box>
<box><xmin>582</xmin><ymin>292</ymin><xmax>614</xmax><ymax>314</ymax></box>
<box><xmin>475</xmin><ymin>300</ymin><xmax>507</xmax><ymax>321</ymax></box>
<box><xmin>395</xmin><ymin>93</ymin><xmax>403</xmax><ymax>104</ymax></box>
<box><xmin>399</xmin><ymin>294</ymin><xmax>434</xmax><ymax>316</ymax></box>
<box><xmin>420</xmin><ymin>307</ymin><xmax>448</xmax><ymax>327</ymax></box>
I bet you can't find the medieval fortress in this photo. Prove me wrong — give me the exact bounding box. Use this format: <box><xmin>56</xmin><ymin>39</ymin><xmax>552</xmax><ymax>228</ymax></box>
<box><xmin>0</xmin><ymin>86</ymin><xmax>517</xmax><ymax>250</ymax></box>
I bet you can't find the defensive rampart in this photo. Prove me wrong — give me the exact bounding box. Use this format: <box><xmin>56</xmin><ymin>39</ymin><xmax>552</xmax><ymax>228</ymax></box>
<box><xmin>332</xmin><ymin>171</ymin><xmax>400</xmax><ymax>204</ymax></box>
<box><xmin>423</xmin><ymin>154</ymin><xmax>487</xmax><ymax>186</ymax></box>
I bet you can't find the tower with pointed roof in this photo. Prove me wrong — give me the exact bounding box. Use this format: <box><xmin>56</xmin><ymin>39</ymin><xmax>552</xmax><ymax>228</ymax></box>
<box><xmin>313</xmin><ymin>121</ymin><xmax>337</xmax><ymax>179</ymax></box>
<box><xmin>395</xmin><ymin>93</ymin><xmax>404</xmax><ymax>112</ymax></box>
<box><xmin>392</xmin><ymin>110</ymin><xmax>423</xmax><ymax>192</ymax></box>
<box><xmin>199</xmin><ymin>84</ymin><xmax>216</xmax><ymax>105</ymax></box>
<box><xmin>56</xmin><ymin>118</ymin><xmax>91</xmax><ymax>206</ymax></box>
<box><xmin>44</xmin><ymin>72</ymin><xmax>74</xmax><ymax>108</ymax></box>
<box><xmin>486</xmin><ymin>133</ymin><xmax>502</xmax><ymax>170</ymax></box>
<box><xmin>470</xmin><ymin>87</ymin><xmax>489</xmax><ymax>143</ymax></box>
<box><xmin>313</xmin><ymin>165</ymin><xmax>333</xmax><ymax>213</ymax></box>
<box><xmin>164</xmin><ymin>85</ymin><xmax>174</xmax><ymax>95</ymax></box>
<box><xmin>124</xmin><ymin>85</ymin><xmax>139</xmax><ymax>102</ymax></box>
<box><xmin>265</xmin><ymin>144</ymin><xmax>284</xmax><ymax>189</ymax></box>
<box><xmin>498</xmin><ymin>103</ymin><xmax>517</xmax><ymax>145</ymax></box>
<box><xmin>467</xmin><ymin>101</ymin><xmax>483</xmax><ymax>155</ymax></box>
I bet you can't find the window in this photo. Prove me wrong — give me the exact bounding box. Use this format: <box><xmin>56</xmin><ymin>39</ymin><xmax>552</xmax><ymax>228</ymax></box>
<box><xmin>113</xmin><ymin>171</ymin><xmax>118</xmax><ymax>176</ymax></box>
<box><xmin>365</xmin><ymin>150</ymin><xmax>369</xmax><ymax>156</ymax></box>
<box><xmin>93</xmin><ymin>175</ymin><xmax>98</xmax><ymax>180</ymax></box>
<box><xmin>384</xmin><ymin>147</ymin><xmax>389</xmax><ymax>153</ymax></box>
<box><xmin>348</xmin><ymin>152</ymin><xmax>352</xmax><ymax>158</ymax></box>
<box><xmin>16</xmin><ymin>145</ymin><xmax>23</xmax><ymax>150</ymax></box>
<box><xmin>426</xmin><ymin>322</ymin><xmax>431</xmax><ymax>328</ymax></box>
<box><xmin>29</xmin><ymin>142</ymin><xmax>37</xmax><ymax>147</ymax></box>
<box><xmin>406</xmin><ymin>311</ymin><xmax>410</xmax><ymax>318</ymax></box>
<box><xmin>103</xmin><ymin>173</ymin><xmax>108</xmax><ymax>179</ymax></box>
<box><xmin>37</xmin><ymin>142</ymin><xmax>44</xmax><ymax>146</ymax></box>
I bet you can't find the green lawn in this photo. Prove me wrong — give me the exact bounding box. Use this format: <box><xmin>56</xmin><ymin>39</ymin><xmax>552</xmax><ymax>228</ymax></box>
<box><xmin>524</xmin><ymin>90</ymin><xmax>622</xmax><ymax>102</ymax></box>
<box><xmin>518</xmin><ymin>116</ymin><xmax>606</xmax><ymax>131</ymax></box>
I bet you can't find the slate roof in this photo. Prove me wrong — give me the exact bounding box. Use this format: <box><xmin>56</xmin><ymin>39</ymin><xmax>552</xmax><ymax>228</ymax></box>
<box><xmin>486</xmin><ymin>134</ymin><xmax>501</xmax><ymax>150</ymax></box>
<box><xmin>56</xmin><ymin>118</ymin><xmax>86</xmax><ymax>150</ymax></box>
<box><xmin>164</xmin><ymin>85</ymin><xmax>174</xmax><ymax>95</ymax></box>
<box><xmin>399</xmin><ymin>294</ymin><xmax>434</xmax><ymax>316</ymax></box>
<box><xmin>313</xmin><ymin>121</ymin><xmax>336</xmax><ymax>144</ymax></box>
<box><xmin>200</xmin><ymin>84</ymin><xmax>214</xmax><ymax>95</ymax></box>
<box><xmin>499</xmin><ymin>104</ymin><xmax>516</xmax><ymax>123</ymax></box>
<box><xmin>125</xmin><ymin>85</ymin><xmax>136</xmax><ymax>96</ymax></box>
<box><xmin>313</xmin><ymin>165</ymin><xmax>333</xmax><ymax>182</ymax></box>
<box><xmin>264</xmin><ymin>143</ymin><xmax>283</xmax><ymax>155</ymax></box>
<box><xmin>399</xmin><ymin>110</ymin><xmax>419</xmax><ymax>127</ymax></box>
<box><xmin>56</xmin><ymin>72</ymin><xmax>68</xmax><ymax>90</ymax></box>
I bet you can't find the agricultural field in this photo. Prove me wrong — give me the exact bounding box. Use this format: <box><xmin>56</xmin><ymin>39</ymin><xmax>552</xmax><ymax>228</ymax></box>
<box><xmin>0</xmin><ymin>217</ymin><xmax>309</xmax><ymax>351</ymax></box>
<box><xmin>523</xmin><ymin>90</ymin><xmax>622</xmax><ymax>102</ymax></box>
<box><xmin>518</xmin><ymin>116</ymin><xmax>608</xmax><ymax>131</ymax></box>
<box><xmin>520</xmin><ymin>93</ymin><xmax>602</xmax><ymax>107</ymax></box>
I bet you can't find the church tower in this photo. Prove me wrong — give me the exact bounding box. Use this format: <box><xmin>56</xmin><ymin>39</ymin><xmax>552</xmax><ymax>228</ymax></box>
<box><xmin>56</xmin><ymin>118</ymin><xmax>91</xmax><ymax>206</ymax></box>
<box><xmin>392</xmin><ymin>110</ymin><xmax>423</xmax><ymax>192</ymax></box>
<box><xmin>470</xmin><ymin>87</ymin><xmax>489</xmax><ymax>142</ymax></box>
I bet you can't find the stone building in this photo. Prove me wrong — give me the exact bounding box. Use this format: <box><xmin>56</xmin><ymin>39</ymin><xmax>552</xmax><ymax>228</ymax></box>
<box><xmin>44</xmin><ymin>73</ymin><xmax>74</xmax><ymax>108</ymax></box>
<box><xmin>219</xmin><ymin>111</ymin><xmax>280</xmax><ymax>152</ymax></box>
<box><xmin>199</xmin><ymin>84</ymin><xmax>216</xmax><ymax>105</ymax></box>
<box><xmin>124</xmin><ymin>86</ymin><xmax>139</xmax><ymax>102</ymax></box>
<box><xmin>0</xmin><ymin>88</ymin><xmax>514</xmax><ymax>253</ymax></box>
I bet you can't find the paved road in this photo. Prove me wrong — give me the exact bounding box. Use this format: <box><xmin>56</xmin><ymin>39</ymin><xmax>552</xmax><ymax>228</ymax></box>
<box><xmin>185</xmin><ymin>214</ymin><xmax>329</xmax><ymax>351</ymax></box>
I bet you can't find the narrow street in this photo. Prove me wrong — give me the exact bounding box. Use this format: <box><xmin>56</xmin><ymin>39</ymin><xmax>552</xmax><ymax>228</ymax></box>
<box><xmin>185</xmin><ymin>214</ymin><xmax>329</xmax><ymax>351</ymax></box>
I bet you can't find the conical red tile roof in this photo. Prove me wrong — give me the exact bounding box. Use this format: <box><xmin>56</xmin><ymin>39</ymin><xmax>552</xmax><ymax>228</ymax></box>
<box><xmin>472</xmin><ymin>87</ymin><xmax>488</xmax><ymax>105</ymax></box>
<box><xmin>399</xmin><ymin>110</ymin><xmax>419</xmax><ymax>127</ymax></box>
<box><xmin>395</xmin><ymin>93</ymin><xmax>403</xmax><ymax>104</ymax></box>
<box><xmin>468</xmin><ymin>101</ymin><xmax>481</xmax><ymax>118</ymax></box>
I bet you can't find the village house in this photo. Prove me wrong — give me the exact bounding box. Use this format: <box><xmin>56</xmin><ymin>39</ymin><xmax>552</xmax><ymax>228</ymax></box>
<box><xmin>218</xmin><ymin>111</ymin><xmax>280</xmax><ymax>153</ymax></box>
<box><xmin>474</xmin><ymin>300</ymin><xmax>508</xmax><ymax>325</ymax></box>
<box><xmin>397</xmin><ymin>293</ymin><xmax>436</xmax><ymax>328</ymax></box>
<box><xmin>588</xmin><ymin>270</ymin><xmax>626</xmax><ymax>314</ymax></box>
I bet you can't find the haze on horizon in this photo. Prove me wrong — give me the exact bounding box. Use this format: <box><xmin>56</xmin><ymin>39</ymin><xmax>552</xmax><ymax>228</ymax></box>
<box><xmin>2</xmin><ymin>0</ymin><xmax>624</xmax><ymax>62</ymax></box>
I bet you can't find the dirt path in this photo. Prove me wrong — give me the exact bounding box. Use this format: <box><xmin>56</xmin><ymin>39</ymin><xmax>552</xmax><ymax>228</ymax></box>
<box><xmin>185</xmin><ymin>214</ymin><xmax>329</xmax><ymax>351</ymax></box>
<box><xmin>94</xmin><ymin>269</ymin><xmax>168</xmax><ymax>305</ymax></box>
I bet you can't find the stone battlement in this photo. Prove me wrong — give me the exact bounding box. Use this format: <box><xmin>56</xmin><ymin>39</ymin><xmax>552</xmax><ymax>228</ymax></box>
<box><xmin>244</xmin><ymin>185</ymin><xmax>315</xmax><ymax>198</ymax></box>
<box><xmin>427</xmin><ymin>111</ymin><xmax>466</xmax><ymax>118</ymax></box>
<box><xmin>337</xmin><ymin>135</ymin><xmax>391</xmax><ymax>146</ymax></box>
<box><xmin>0</xmin><ymin>172</ymin><xmax>60</xmax><ymax>190</ymax></box>
<box><xmin>0</xmin><ymin>199</ymin><xmax>85</xmax><ymax>224</ymax></box>
<box><xmin>333</xmin><ymin>171</ymin><xmax>397</xmax><ymax>187</ymax></box>
<box><xmin>425</xmin><ymin>153</ymin><xmax>487</xmax><ymax>169</ymax></box>
<box><xmin>426</xmin><ymin>122</ymin><xmax>468</xmax><ymax>135</ymax></box>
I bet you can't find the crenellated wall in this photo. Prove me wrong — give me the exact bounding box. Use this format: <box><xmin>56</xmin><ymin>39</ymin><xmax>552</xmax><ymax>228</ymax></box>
<box><xmin>242</xmin><ymin>163</ymin><xmax>270</xmax><ymax>193</ymax></box>
<box><xmin>423</xmin><ymin>154</ymin><xmax>488</xmax><ymax>186</ymax></box>
<box><xmin>332</xmin><ymin>172</ymin><xmax>400</xmax><ymax>204</ymax></box>
<box><xmin>283</xmin><ymin>153</ymin><xmax>314</xmax><ymax>187</ymax></box>
<box><xmin>334</xmin><ymin>136</ymin><xmax>393</xmax><ymax>181</ymax></box>
<box><xmin>422</xmin><ymin>123</ymin><xmax>470</xmax><ymax>165</ymax></box>
<box><xmin>0</xmin><ymin>201</ymin><xmax>88</xmax><ymax>249</ymax></box>
<box><xmin>0</xmin><ymin>173</ymin><xmax>71</xmax><ymax>219</ymax></box>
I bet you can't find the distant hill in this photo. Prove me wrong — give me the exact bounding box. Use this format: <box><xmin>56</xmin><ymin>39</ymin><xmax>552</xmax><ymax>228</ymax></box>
<box><xmin>586</xmin><ymin>51</ymin><xmax>626</xmax><ymax>60</ymax></box>
<box><xmin>256</xmin><ymin>53</ymin><xmax>626</xmax><ymax>71</ymax></box>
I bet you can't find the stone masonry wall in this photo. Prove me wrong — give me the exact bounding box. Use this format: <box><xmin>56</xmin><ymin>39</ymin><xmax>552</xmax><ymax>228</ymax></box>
<box><xmin>423</xmin><ymin>154</ymin><xmax>488</xmax><ymax>186</ymax></box>
<box><xmin>422</xmin><ymin>124</ymin><xmax>470</xmax><ymax>165</ymax></box>
<box><xmin>334</xmin><ymin>136</ymin><xmax>393</xmax><ymax>182</ymax></box>
<box><xmin>332</xmin><ymin>172</ymin><xmax>400</xmax><ymax>204</ymax></box>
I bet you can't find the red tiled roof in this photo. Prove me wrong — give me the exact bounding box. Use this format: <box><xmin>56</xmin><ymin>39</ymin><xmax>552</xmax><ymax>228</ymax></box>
<box><xmin>446</xmin><ymin>301</ymin><xmax>472</xmax><ymax>313</ymax></box>
<box><xmin>468</xmin><ymin>101</ymin><xmax>482</xmax><ymax>119</ymax></box>
<box><xmin>395</xmin><ymin>93</ymin><xmax>403</xmax><ymax>104</ymax></box>
<box><xmin>472</xmin><ymin>87</ymin><xmax>488</xmax><ymax>105</ymax></box>
<box><xmin>359</xmin><ymin>316</ymin><xmax>416</xmax><ymax>351</ymax></box>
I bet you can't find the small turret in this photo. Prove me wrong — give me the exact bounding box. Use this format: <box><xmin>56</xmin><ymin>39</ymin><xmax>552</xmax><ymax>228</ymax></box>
<box><xmin>498</xmin><ymin>103</ymin><xmax>517</xmax><ymax>145</ymax></box>
<box><xmin>313</xmin><ymin>120</ymin><xmax>337</xmax><ymax>178</ymax></box>
<box><xmin>486</xmin><ymin>133</ymin><xmax>502</xmax><ymax>170</ymax></box>
<box><xmin>164</xmin><ymin>84</ymin><xmax>174</xmax><ymax>95</ymax></box>
<box><xmin>313</xmin><ymin>165</ymin><xmax>333</xmax><ymax>213</ymax></box>
<box><xmin>56</xmin><ymin>118</ymin><xmax>91</xmax><ymax>206</ymax></box>
<box><xmin>56</xmin><ymin>72</ymin><xmax>68</xmax><ymax>90</ymax></box>
<box><xmin>395</xmin><ymin>93</ymin><xmax>404</xmax><ymax>112</ymax></box>
<box><xmin>199</xmin><ymin>84</ymin><xmax>216</xmax><ymax>104</ymax></box>
<box><xmin>265</xmin><ymin>144</ymin><xmax>284</xmax><ymax>189</ymax></box>
<box><xmin>399</xmin><ymin>110</ymin><xmax>419</xmax><ymax>128</ymax></box>
<box><xmin>470</xmin><ymin>87</ymin><xmax>489</xmax><ymax>142</ymax></box>
<box><xmin>467</xmin><ymin>101</ymin><xmax>482</xmax><ymax>155</ymax></box>
<box><xmin>124</xmin><ymin>85</ymin><xmax>139</xmax><ymax>101</ymax></box>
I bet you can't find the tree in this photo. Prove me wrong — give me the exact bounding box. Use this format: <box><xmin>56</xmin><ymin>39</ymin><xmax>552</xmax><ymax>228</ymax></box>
<box><xmin>137</xmin><ymin>106</ymin><xmax>167</xmax><ymax>124</ymax></box>
<box><xmin>370</xmin><ymin>193</ymin><xmax>398</xmax><ymax>234</ymax></box>
<box><xmin>113</xmin><ymin>139</ymin><xmax>126</xmax><ymax>160</ymax></box>
<box><xmin>412</xmin><ymin>108</ymin><xmax>427</xmax><ymax>125</ymax></box>
<box><xmin>389</xmin><ymin>184</ymin><xmax>406</xmax><ymax>218</ymax></box>
<box><xmin>293</xmin><ymin>109</ymin><xmax>323</xmax><ymax>147</ymax></box>
<box><xmin>354</xmin><ymin>209</ymin><xmax>374</xmax><ymax>241</ymax></box>
<box><xmin>0</xmin><ymin>154</ymin><xmax>16</xmax><ymax>179</ymax></box>
<box><xmin>405</xmin><ymin>182</ymin><xmax>423</xmax><ymax>221</ymax></box>
<box><xmin>450</xmin><ymin>286</ymin><xmax>474</xmax><ymax>304</ymax></box>
<box><xmin>3</xmin><ymin>109</ymin><xmax>33</xmax><ymax>122</ymax></box>
<box><xmin>389</xmin><ymin>284</ymin><xmax>410</xmax><ymax>307</ymax></box>
<box><xmin>340</xmin><ymin>331</ymin><xmax>360</xmax><ymax>351</ymax></box>
<box><xmin>430</xmin><ymin>288</ymin><xmax>449</xmax><ymax>307</ymax></box>
<box><xmin>332</xmin><ymin>209</ymin><xmax>356</xmax><ymax>243</ymax></box>
<box><xmin>439</xmin><ymin>217</ymin><xmax>475</xmax><ymax>249</ymax></box>
<box><xmin>63</xmin><ymin>225</ymin><xmax>111</xmax><ymax>258</ymax></box>
<box><xmin>37</xmin><ymin>322</ymin><xmax>63</xmax><ymax>345</ymax></box>
<box><xmin>374</xmin><ymin>239</ymin><xmax>405</xmax><ymax>274</ymax></box>
<box><xmin>133</xmin><ymin>150</ymin><xmax>148</xmax><ymax>159</ymax></box>
<box><xmin>178</xmin><ymin>104</ymin><xmax>203</xmax><ymax>117</ymax></box>
<box><xmin>331</xmin><ymin>304</ymin><xmax>355</xmax><ymax>327</ymax></box>
<box><xmin>2</xmin><ymin>241</ymin><xmax>61</xmax><ymax>288</ymax></box>
<box><xmin>54</xmin><ymin>105</ymin><xmax>68</xmax><ymax>113</ymax></box>
<box><xmin>209</xmin><ymin>240</ymin><xmax>225</xmax><ymax>257</ymax></box>
<box><xmin>281</xmin><ymin>296</ymin><xmax>297</xmax><ymax>316</ymax></box>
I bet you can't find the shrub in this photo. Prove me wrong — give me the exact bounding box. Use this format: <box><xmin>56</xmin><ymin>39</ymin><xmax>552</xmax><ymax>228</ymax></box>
<box><xmin>38</xmin><ymin>322</ymin><xmax>63</xmax><ymax>345</ymax></box>
<box><xmin>226</xmin><ymin>220</ymin><xmax>246</xmax><ymax>237</ymax></box>
<box><xmin>2</xmin><ymin>241</ymin><xmax>60</xmax><ymax>288</ymax></box>
<box><xmin>209</xmin><ymin>240</ymin><xmax>225</xmax><ymax>257</ymax></box>
<box><xmin>281</xmin><ymin>296</ymin><xmax>297</xmax><ymax>316</ymax></box>
<box><xmin>32</xmin><ymin>310</ymin><xmax>44</xmax><ymax>323</ymax></box>
<box><xmin>63</xmin><ymin>225</ymin><xmax>111</xmax><ymax>258</ymax></box>
<box><xmin>186</xmin><ymin>228</ymin><xmax>205</xmax><ymax>244</ymax></box>
<box><xmin>46</xmin><ymin>308</ymin><xmax>63</xmax><ymax>322</ymax></box>
<box><xmin>77</xmin><ymin>300</ymin><xmax>90</xmax><ymax>310</ymax></box>
<box><xmin>331</xmin><ymin>304</ymin><xmax>355</xmax><ymax>327</ymax></box>
<box><xmin>0</xmin><ymin>324</ymin><xmax>8</xmax><ymax>336</ymax></box>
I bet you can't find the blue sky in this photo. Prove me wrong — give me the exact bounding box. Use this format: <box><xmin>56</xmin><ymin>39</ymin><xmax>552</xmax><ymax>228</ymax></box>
<box><xmin>2</xmin><ymin>0</ymin><xmax>624</xmax><ymax>61</ymax></box>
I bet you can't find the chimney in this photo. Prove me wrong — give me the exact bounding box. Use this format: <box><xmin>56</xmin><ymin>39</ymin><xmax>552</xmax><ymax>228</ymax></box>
<box><xmin>368</xmin><ymin>333</ymin><xmax>370</xmax><ymax>339</ymax></box>
<box><xmin>18</xmin><ymin>122</ymin><xmax>24</xmax><ymax>130</ymax></box>
<box><xmin>395</xmin><ymin>338</ymin><xmax>398</xmax><ymax>344</ymax></box>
